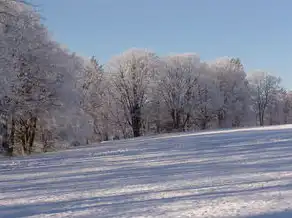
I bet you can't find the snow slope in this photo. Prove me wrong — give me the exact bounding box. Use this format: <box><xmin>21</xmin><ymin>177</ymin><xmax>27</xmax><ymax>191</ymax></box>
<box><xmin>1</xmin><ymin>125</ymin><xmax>292</xmax><ymax>218</ymax></box>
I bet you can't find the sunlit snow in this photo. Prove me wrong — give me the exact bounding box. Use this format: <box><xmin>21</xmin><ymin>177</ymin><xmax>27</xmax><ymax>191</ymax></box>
<box><xmin>1</xmin><ymin>125</ymin><xmax>292</xmax><ymax>217</ymax></box>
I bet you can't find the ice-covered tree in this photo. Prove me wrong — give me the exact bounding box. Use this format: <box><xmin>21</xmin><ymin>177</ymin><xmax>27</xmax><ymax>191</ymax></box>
<box><xmin>192</xmin><ymin>65</ymin><xmax>219</xmax><ymax>130</ymax></box>
<box><xmin>107</xmin><ymin>48</ymin><xmax>159</xmax><ymax>137</ymax></box>
<box><xmin>210</xmin><ymin>57</ymin><xmax>249</xmax><ymax>128</ymax></box>
<box><xmin>248</xmin><ymin>71</ymin><xmax>281</xmax><ymax>126</ymax></box>
<box><xmin>79</xmin><ymin>56</ymin><xmax>113</xmax><ymax>141</ymax></box>
<box><xmin>157</xmin><ymin>54</ymin><xmax>201</xmax><ymax>131</ymax></box>
<box><xmin>0</xmin><ymin>0</ymin><xmax>84</xmax><ymax>155</ymax></box>
<box><xmin>282</xmin><ymin>91</ymin><xmax>292</xmax><ymax>124</ymax></box>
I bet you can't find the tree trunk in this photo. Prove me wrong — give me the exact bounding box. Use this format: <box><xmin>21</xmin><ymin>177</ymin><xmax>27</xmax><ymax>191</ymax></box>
<box><xmin>155</xmin><ymin>120</ymin><xmax>161</xmax><ymax>133</ymax></box>
<box><xmin>217</xmin><ymin>110</ymin><xmax>225</xmax><ymax>128</ymax></box>
<box><xmin>8</xmin><ymin>114</ymin><xmax>15</xmax><ymax>156</ymax></box>
<box><xmin>200</xmin><ymin>120</ymin><xmax>207</xmax><ymax>130</ymax></box>
<box><xmin>182</xmin><ymin>113</ymin><xmax>190</xmax><ymax>131</ymax></box>
<box><xmin>21</xmin><ymin>134</ymin><xmax>27</xmax><ymax>154</ymax></box>
<box><xmin>259</xmin><ymin>110</ymin><xmax>264</xmax><ymax>126</ymax></box>
<box><xmin>131</xmin><ymin>104</ymin><xmax>142</xmax><ymax>137</ymax></box>
<box><xmin>284</xmin><ymin>113</ymin><xmax>288</xmax><ymax>124</ymax></box>
<box><xmin>1</xmin><ymin>114</ymin><xmax>9</xmax><ymax>150</ymax></box>
<box><xmin>171</xmin><ymin>109</ymin><xmax>181</xmax><ymax>130</ymax></box>
<box><xmin>0</xmin><ymin>112</ymin><xmax>13</xmax><ymax>156</ymax></box>
<box><xmin>28</xmin><ymin>116</ymin><xmax>37</xmax><ymax>154</ymax></box>
<box><xmin>132</xmin><ymin>115</ymin><xmax>141</xmax><ymax>137</ymax></box>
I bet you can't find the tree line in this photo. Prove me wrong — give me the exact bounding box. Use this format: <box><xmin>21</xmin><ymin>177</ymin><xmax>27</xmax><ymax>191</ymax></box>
<box><xmin>0</xmin><ymin>1</ymin><xmax>291</xmax><ymax>156</ymax></box>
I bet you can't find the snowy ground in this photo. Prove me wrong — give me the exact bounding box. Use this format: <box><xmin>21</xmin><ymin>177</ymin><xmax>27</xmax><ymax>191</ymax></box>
<box><xmin>1</xmin><ymin>125</ymin><xmax>292</xmax><ymax>218</ymax></box>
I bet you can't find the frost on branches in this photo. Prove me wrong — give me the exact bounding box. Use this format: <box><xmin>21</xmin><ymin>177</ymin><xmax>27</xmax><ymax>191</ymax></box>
<box><xmin>107</xmin><ymin>49</ymin><xmax>159</xmax><ymax>137</ymax></box>
<box><xmin>248</xmin><ymin>71</ymin><xmax>282</xmax><ymax>126</ymax></box>
<box><xmin>158</xmin><ymin>54</ymin><xmax>201</xmax><ymax>131</ymax></box>
<box><xmin>1</xmin><ymin>1</ymin><xmax>292</xmax><ymax>156</ymax></box>
<box><xmin>0</xmin><ymin>1</ymin><xmax>85</xmax><ymax>155</ymax></box>
<box><xmin>209</xmin><ymin>57</ymin><xmax>250</xmax><ymax>128</ymax></box>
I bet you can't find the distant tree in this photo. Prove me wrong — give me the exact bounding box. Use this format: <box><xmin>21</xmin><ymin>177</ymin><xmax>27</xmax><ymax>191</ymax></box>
<box><xmin>107</xmin><ymin>49</ymin><xmax>159</xmax><ymax>137</ymax></box>
<box><xmin>282</xmin><ymin>91</ymin><xmax>292</xmax><ymax>124</ymax></box>
<box><xmin>80</xmin><ymin>56</ymin><xmax>110</xmax><ymax>141</ymax></box>
<box><xmin>210</xmin><ymin>57</ymin><xmax>249</xmax><ymax>128</ymax></box>
<box><xmin>248</xmin><ymin>71</ymin><xmax>281</xmax><ymax>126</ymax></box>
<box><xmin>193</xmin><ymin>83</ymin><xmax>216</xmax><ymax>130</ymax></box>
<box><xmin>158</xmin><ymin>54</ymin><xmax>201</xmax><ymax>131</ymax></box>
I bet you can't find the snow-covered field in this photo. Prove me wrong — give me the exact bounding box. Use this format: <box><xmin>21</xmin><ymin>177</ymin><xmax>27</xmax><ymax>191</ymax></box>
<box><xmin>1</xmin><ymin>125</ymin><xmax>292</xmax><ymax>218</ymax></box>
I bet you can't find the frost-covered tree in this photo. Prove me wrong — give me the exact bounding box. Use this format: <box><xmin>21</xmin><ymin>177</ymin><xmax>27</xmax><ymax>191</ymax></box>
<box><xmin>248</xmin><ymin>71</ymin><xmax>281</xmax><ymax>126</ymax></box>
<box><xmin>263</xmin><ymin>88</ymin><xmax>291</xmax><ymax>126</ymax></box>
<box><xmin>158</xmin><ymin>54</ymin><xmax>201</xmax><ymax>131</ymax></box>
<box><xmin>0</xmin><ymin>0</ymin><xmax>38</xmax><ymax>154</ymax></box>
<box><xmin>210</xmin><ymin>57</ymin><xmax>249</xmax><ymax>128</ymax></box>
<box><xmin>192</xmin><ymin>68</ymin><xmax>219</xmax><ymax>130</ymax></box>
<box><xmin>79</xmin><ymin>56</ymin><xmax>109</xmax><ymax>141</ymax></box>
<box><xmin>107</xmin><ymin>49</ymin><xmax>159</xmax><ymax>137</ymax></box>
<box><xmin>282</xmin><ymin>91</ymin><xmax>292</xmax><ymax>124</ymax></box>
<box><xmin>1</xmin><ymin>0</ymin><xmax>292</xmax><ymax>155</ymax></box>
<box><xmin>0</xmin><ymin>1</ymin><xmax>84</xmax><ymax>155</ymax></box>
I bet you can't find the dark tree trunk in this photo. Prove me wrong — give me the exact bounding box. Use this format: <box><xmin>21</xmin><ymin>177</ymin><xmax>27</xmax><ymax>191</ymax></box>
<box><xmin>155</xmin><ymin>120</ymin><xmax>161</xmax><ymax>133</ymax></box>
<box><xmin>217</xmin><ymin>111</ymin><xmax>224</xmax><ymax>128</ymax></box>
<box><xmin>8</xmin><ymin>114</ymin><xmax>15</xmax><ymax>156</ymax></box>
<box><xmin>200</xmin><ymin>120</ymin><xmax>207</xmax><ymax>130</ymax></box>
<box><xmin>171</xmin><ymin>109</ymin><xmax>181</xmax><ymax>130</ymax></box>
<box><xmin>28</xmin><ymin>116</ymin><xmax>37</xmax><ymax>154</ymax></box>
<box><xmin>182</xmin><ymin>113</ymin><xmax>190</xmax><ymax>132</ymax></box>
<box><xmin>0</xmin><ymin>113</ymin><xmax>12</xmax><ymax>156</ymax></box>
<box><xmin>259</xmin><ymin>110</ymin><xmax>264</xmax><ymax>126</ymax></box>
<box><xmin>1</xmin><ymin>117</ymin><xmax>8</xmax><ymax>150</ymax></box>
<box><xmin>21</xmin><ymin>133</ymin><xmax>27</xmax><ymax>154</ymax></box>
<box><xmin>131</xmin><ymin>104</ymin><xmax>141</xmax><ymax>137</ymax></box>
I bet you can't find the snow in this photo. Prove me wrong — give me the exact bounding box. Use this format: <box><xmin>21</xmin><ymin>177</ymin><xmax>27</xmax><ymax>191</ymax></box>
<box><xmin>1</xmin><ymin>125</ymin><xmax>292</xmax><ymax>218</ymax></box>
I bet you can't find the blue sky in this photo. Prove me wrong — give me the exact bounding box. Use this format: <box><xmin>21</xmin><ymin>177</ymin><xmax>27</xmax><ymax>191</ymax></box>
<box><xmin>31</xmin><ymin>0</ymin><xmax>292</xmax><ymax>88</ymax></box>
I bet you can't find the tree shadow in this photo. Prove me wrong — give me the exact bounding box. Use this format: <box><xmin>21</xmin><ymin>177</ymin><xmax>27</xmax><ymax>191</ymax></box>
<box><xmin>1</xmin><ymin>126</ymin><xmax>292</xmax><ymax>217</ymax></box>
<box><xmin>245</xmin><ymin>210</ymin><xmax>292</xmax><ymax>218</ymax></box>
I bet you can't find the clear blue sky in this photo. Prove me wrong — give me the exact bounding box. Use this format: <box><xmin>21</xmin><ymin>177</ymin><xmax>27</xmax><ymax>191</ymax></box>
<box><xmin>31</xmin><ymin>0</ymin><xmax>292</xmax><ymax>88</ymax></box>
